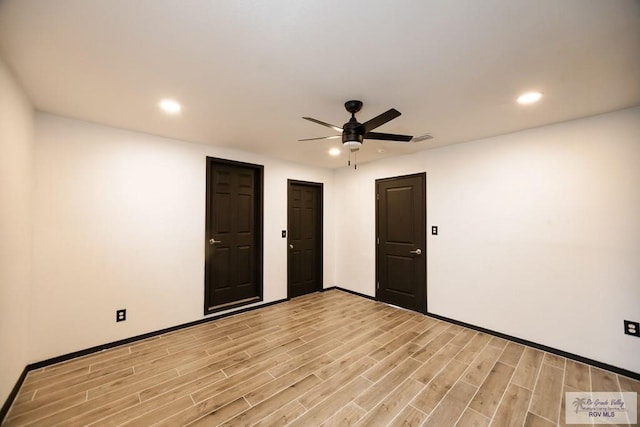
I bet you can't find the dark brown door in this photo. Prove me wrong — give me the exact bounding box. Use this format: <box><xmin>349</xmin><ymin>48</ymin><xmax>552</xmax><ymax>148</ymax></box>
<box><xmin>205</xmin><ymin>158</ymin><xmax>263</xmax><ymax>314</ymax></box>
<box><xmin>288</xmin><ymin>180</ymin><xmax>323</xmax><ymax>298</ymax></box>
<box><xmin>376</xmin><ymin>173</ymin><xmax>426</xmax><ymax>313</ymax></box>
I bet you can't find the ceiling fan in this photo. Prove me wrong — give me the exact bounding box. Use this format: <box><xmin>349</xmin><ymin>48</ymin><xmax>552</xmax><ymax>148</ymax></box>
<box><xmin>299</xmin><ymin>100</ymin><xmax>413</xmax><ymax>149</ymax></box>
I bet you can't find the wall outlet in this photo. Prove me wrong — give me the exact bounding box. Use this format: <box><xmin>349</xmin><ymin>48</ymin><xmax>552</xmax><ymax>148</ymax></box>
<box><xmin>624</xmin><ymin>320</ymin><xmax>639</xmax><ymax>337</ymax></box>
<box><xmin>116</xmin><ymin>309</ymin><xmax>126</xmax><ymax>322</ymax></box>
<box><xmin>431</xmin><ymin>226</ymin><xmax>438</xmax><ymax>235</ymax></box>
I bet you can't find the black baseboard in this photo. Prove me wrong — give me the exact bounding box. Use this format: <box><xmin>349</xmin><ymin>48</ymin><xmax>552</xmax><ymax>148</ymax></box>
<box><xmin>425</xmin><ymin>311</ymin><xmax>640</xmax><ymax>381</ymax></box>
<box><xmin>325</xmin><ymin>287</ymin><xmax>639</xmax><ymax>381</ymax></box>
<box><xmin>1</xmin><ymin>297</ymin><xmax>288</xmax><ymax>422</ymax></box>
<box><xmin>0</xmin><ymin>366</ymin><xmax>28</xmax><ymax>422</ymax></box>
<box><xmin>324</xmin><ymin>286</ymin><xmax>375</xmax><ymax>300</ymax></box>
<box><xmin>28</xmin><ymin>297</ymin><xmax>289</xmax><ymax>371</ymax></box>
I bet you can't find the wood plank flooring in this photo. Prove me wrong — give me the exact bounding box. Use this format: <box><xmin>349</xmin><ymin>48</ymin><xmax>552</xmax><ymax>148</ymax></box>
<box><xmin>3</xmin><ymin>290</ymin><xmax>639</xmax><ymax>426</ymax></box>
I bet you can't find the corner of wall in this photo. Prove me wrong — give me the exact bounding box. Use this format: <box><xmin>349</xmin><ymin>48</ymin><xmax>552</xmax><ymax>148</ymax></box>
<box><xmin>0</xmin><ymin>56</ymin><xmax>35</xmax><ymax>406</ymax></box>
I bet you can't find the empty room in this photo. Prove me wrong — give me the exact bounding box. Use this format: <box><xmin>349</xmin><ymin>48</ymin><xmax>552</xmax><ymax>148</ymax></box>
<box><xmin>1</xmin><ymin>1</ymin><xmax>639</xmax><ymax>426</ymax></box>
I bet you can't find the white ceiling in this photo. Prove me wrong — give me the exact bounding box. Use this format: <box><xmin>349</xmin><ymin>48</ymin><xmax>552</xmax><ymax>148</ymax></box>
<box><xmin>1</xmin><ymin>0</ymin><xmax>639</xmax><ymax>168</ymax></box>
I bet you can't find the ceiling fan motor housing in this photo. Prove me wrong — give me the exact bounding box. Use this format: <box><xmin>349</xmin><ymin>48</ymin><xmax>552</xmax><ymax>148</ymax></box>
<box><xmin>342</xmin><ymin>118</ymin><xmax>364</xmax><ymax>146</ymax></box>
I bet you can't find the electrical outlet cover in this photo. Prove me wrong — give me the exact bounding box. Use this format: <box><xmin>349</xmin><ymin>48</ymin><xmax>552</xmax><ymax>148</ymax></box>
<box><xmin>624</xmin><ymin>320</ymin><xmax>639</xmax><ymax>337</ymax></box>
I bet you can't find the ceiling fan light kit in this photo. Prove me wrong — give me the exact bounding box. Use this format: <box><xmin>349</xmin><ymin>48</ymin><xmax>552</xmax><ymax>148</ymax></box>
<box><xmin>300</xmin><ymin>100</ymin><xmax>415</xmax><ymax>169</ymax></box>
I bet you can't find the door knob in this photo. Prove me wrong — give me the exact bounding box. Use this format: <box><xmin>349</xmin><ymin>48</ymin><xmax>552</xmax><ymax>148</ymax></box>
<box><xmin>289</xmin><ymin>244</ymin><xmax>294</xmax><ymax>249</ymax></box>
<box><xmin>209</xmin><ymin>238</ymin><xmax>222</xmax><ymax>245</ymax></box>
<box><xmin>410</xmin><ymin>248</ymin><xmax>422</xmax><ymax>255</ymax></box>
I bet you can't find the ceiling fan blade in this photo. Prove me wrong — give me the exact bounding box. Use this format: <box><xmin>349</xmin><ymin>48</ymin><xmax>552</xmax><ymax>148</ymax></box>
<box><xmin>361</xmin><ymin>108</ymin><xmax>401</xmax><ymax>133</ymax></box>
<box><xmin>364</xmin><ymin>132</ymin><xmax>413</xmax><ymax>142</ymax></box>
<box><xmin>298</xmin><ymin>135</ymin><xmax>342</xmax><ymax>141</ymax></box>
<box><xmin>302</xmin><ymin>117</ymin><xmax>343</xmax><ymax>132</ymax></box>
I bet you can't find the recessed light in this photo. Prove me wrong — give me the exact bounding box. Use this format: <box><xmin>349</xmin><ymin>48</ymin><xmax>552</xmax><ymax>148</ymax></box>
<box><xmin>159</xmin><ymin>98</ymin><xmax>181</xmax><ymax>114</ymax></box>
<box><xmin>517</xmin><ymin>91</ymin><xmax>543</xmax><ymax>105</ymax></box>
<box><xmin>377</xmin><ymin>148</ymin><xmax>386</xmax><ymax>154</ymax></box>
<box><xmin>328</xmin><ymin>148</ymin><xmax>341</xmax><ymax>156</ymax></box>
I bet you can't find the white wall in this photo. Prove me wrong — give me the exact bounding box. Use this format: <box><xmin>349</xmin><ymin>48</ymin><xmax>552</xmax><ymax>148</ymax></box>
<box><xmin>10</xmin><ymin>101</ymin><xmax>640</xmax><ymax>379</ymax></box>
<box><xmin>335</xmin><ymin>107</ymin><xmax>640</xmax><ymax>373</ymax></box>
<box><xmin>31</xmin><ymin>113</ymin><xmax>335</xmax><ymax>361</ymax></box>
<box><xmin>0</xmin><ymin>58</ymin><xmax>33</xmax><ymax>402</ymax></box>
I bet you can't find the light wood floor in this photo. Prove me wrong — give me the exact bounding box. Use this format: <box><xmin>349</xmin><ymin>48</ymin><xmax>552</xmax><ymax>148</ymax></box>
<box><xmin>3</xmin><ymin>290</ymin><xmax>639</xmax><ymax>426</ymax></box>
